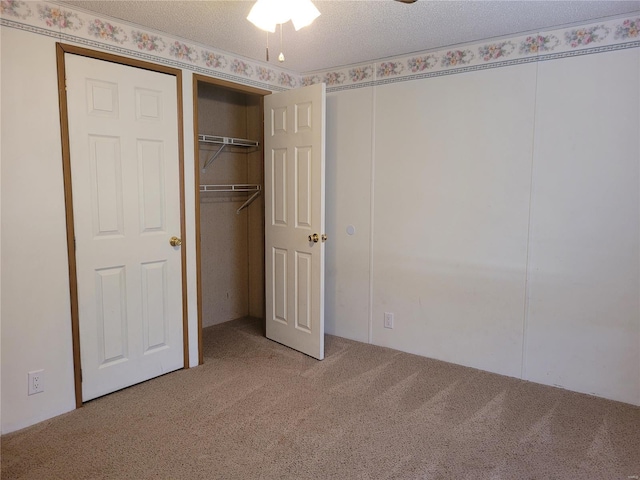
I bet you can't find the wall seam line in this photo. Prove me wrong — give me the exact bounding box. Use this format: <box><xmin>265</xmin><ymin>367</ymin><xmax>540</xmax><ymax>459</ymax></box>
<box><xmin>368</xmin><ymin>82</ymin><xmax>377</xmax><ymax>345</ymax></box>
<box><xmin>637</xmin><ymin>45</ymin><xmax>640</xmax><ymax>407</ymax></box>
<box><xmin>520</xmin><ymin>50</ymin><xmax>540</xmax><ymax>380</ymax></box>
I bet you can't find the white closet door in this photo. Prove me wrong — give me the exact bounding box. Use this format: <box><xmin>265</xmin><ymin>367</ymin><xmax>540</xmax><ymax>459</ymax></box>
<box><xmin>65</xmin><ymin>53</ymin><xmax>184</xmax><ymax>401</ymax></box>
<box><xmin>264</xmin><ymin>83</ymin><xmax>326</xmax><ymax>360</ymax></box>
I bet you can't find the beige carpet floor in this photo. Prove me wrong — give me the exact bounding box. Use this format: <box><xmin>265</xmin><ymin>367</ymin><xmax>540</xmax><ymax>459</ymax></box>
<box><xmin>2</xmin><ymin>317</ymin><xmax>639</xmax><ymax>479</ymax></box>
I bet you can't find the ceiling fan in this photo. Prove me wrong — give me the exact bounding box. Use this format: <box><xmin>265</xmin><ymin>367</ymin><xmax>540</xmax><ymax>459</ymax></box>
<box><xmin>395</xmin><ymin>0</ymin><xmax>418</xmax><ymax>3</ymax></box>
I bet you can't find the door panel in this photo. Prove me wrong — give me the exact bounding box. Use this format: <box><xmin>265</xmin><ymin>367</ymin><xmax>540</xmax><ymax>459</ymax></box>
<box><xmin>272</xmin><ymin>148</ymin><xmax>288</xmax><ymax>225</ymax></box>
<box><xmin>138</xmin><ymin>139</ymin><xmax>166</xmax><ymax>232</ymax></box>
<box><xmin>273</xmin><ymin>247</ymin><xmax>288</xmax><ymax>324</ymax></box>
<box><xmin>295</xmin><ymin>147</ymin><xmax>312</xmax><ymax>228</ymax></box>
<box><xmin>95</xmin><ymin>266</ymin><xmax>128</xmax><ymax>365</ymax></box>
<box><xmin>264</xmin><ymin>83</ymin><xmax>326</xmax><ymax>360</ymax></box>
<box><xmin>65</xmin><ymin>53</ymin><xmax>183</xmax><ymax>401</ymax></box>
<box><xmin>295</xmin><ymin>251</ymin><xmax>312</xmax><ymax>332</ymax></box>
<box><xmin>141</xmin><ymin>260</ymin><xmax>169</xmax><ymax>352</ymax></box>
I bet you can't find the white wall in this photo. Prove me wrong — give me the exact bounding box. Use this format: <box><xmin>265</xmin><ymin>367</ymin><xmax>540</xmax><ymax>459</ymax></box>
<box><xmin>372</xmin><ymin>65</ymin><xmax>537</xmax><ymax>377</ymax></box>
<box><xmin>325</xmin><ymin>88</ymin><xmax>374</xmax><ymax>343</ymax></box>
<box><xmin>524</xmin><ymin>49</ymin><xmax>640</xmax><ymax>402</ymax></box>
<box><xmin>1</xmin><ymin>29</ymin><xmax>77</xmax><ymax>432</ymax></box>
<box><xmin>326</xmin><ymin>49</ymin><xmax>640</xmax><ymax>405</ymax></box>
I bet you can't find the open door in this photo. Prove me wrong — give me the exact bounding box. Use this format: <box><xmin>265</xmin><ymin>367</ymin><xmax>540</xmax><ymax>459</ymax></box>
<box><xmin>264</xmin><ymin>83</ymin><xmax>326</xmax><ymax>360</ymax></box>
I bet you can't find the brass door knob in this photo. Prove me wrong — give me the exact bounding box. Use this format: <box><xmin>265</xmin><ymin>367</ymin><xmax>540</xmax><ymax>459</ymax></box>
<box><xmin>308</xmin><ymin>233</ymin><xmax>327</xmax><ymax>243</ymax></box>
<box><xmin>169</xmin><ymin>236</ymin><xmax>182</xmax><ymax>247</ymax></box>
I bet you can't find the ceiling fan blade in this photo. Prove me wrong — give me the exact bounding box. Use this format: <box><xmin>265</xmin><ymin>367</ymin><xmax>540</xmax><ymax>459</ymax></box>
<box><xmin>395</xmin><ymin>0</ymin><xmax>418</xmax><ymax>3</ymax></box>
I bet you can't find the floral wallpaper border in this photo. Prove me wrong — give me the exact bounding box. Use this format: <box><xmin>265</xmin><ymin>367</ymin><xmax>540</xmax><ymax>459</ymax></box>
<box><xmin>1</xmin><ymin>1</ymin><xmax>639</xmax><ymax>93</ymax></box>
<box><xmin>302</xmin><ymin>15</ymin><xmax>640</xmax><ymax>92</ymax></box>
<box><xmin>0</xmin><ymin>0</ymin><xmax>296</xmax><ymax>92</ymax></box>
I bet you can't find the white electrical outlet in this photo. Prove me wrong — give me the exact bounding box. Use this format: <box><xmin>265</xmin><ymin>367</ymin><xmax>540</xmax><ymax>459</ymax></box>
<box><xmin>384</xmin><ymin>312</ymin><xmax>394</xmax><ymax>329</ymax></box>
<box><xmin>28</xmin><ymin>370</ymin><xmax>44</xmax><ymax>395</ymax></box>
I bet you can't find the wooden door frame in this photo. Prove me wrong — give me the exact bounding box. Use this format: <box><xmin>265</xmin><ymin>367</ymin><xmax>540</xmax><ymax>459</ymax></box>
<box><xmin>56</xmin><ymin>43</ymin><xmax>189</xmax><ymax>408</ymax></box>
<box><xmin>192</xmin><ymin>74</ymin><xmax>270</xmax><ymax>365</ymax></box>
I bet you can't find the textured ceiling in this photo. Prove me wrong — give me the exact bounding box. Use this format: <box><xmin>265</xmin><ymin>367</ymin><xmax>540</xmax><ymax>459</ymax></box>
<box><xmin>60</xmin><ymin>0</ymin><xmax>640</xmax><ymax>73</ymax></box>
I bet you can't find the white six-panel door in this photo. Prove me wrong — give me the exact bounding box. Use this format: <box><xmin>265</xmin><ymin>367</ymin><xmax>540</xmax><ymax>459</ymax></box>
<box><xmin>264</xmin><ymin>83</ymin><xmax>326</xmax><ymax>360</ymax></box>
<box><xmin>65</xmin><ymin>54</ymin><xmax>184</xmax><ymax>401</ymax></box>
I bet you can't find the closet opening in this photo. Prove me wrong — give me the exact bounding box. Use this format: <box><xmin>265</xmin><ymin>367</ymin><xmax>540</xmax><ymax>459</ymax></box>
<box><xmin>193</xmin><ymin>75</ymin><xmax>271</xmax><ymax>364</ymax></box>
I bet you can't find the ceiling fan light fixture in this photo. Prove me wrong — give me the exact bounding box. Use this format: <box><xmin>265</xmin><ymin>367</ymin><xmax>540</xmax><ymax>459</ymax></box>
<box><xmin>247</xmin><ymin>0</ymin><xmax>278</xmax><ymax>32</ymax></box>
<box><xmin>291</xmin><ymin>0</ymin><xmax>321</xmax><ymax>31</ymax></box>
<box><xmin>247</xmin><ymin>0</ymin><xmax>320</xmax><ymax>32</ymax></box>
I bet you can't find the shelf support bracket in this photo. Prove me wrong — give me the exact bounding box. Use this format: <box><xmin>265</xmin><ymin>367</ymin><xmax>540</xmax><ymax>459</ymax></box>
<box><xmin>236</xmin><ymin>189</ymin><xmax>262</xmax><ymax>214</ymax></box>
<box><xmin>202</xmin><ymin>144</ymin><xmax>228</xmax><ymax>171</ymax></box>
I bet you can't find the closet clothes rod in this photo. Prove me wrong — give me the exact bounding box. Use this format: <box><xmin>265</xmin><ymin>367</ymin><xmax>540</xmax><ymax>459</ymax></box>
<box><xmin>199</xmin><ymin>184</ymin><xmax>261</xmax><ymax>193</ymax></box>
<box><xmin>198</xmin><ymin>135</ymin><xmax>260</xmax><ymax>171</ymax></box>
<box><xmin>199</xmin><ymin>184</ymin><xmax>262</xmax><ymax>214</ymax></box>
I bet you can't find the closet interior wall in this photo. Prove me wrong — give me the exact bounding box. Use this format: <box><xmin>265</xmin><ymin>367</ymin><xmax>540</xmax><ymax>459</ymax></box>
<box><xmin>197</xmin><ymin>82</ymin><xmax>264</xmax><ymax>328</ymax></box>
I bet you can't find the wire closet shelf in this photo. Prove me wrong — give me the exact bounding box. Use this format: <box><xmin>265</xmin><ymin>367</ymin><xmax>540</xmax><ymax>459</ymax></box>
<box><xmin>198</xmin><ymin>134</ymin><xmax>262</xmax><ymax>214</ymax></box>
<box><xmin>198</xmin><ymin>134</ymin><xmax>260</xmax><ymax>171</ymax></box>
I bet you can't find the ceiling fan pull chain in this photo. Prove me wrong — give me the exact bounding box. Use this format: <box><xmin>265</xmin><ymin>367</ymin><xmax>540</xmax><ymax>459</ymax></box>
<box><xmin>279</xmin><ymin>23</ymin><xmax>285</xmax><ymax>62</ymax></box>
